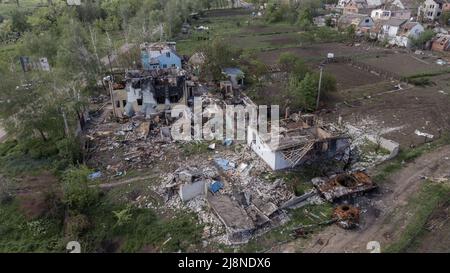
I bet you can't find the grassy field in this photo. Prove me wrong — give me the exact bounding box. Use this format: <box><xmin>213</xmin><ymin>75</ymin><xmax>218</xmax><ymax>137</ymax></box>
<box><xmin>0</xmin><ymin>0</ymin><xmax>42</xmax><ymax>18</ymax></box>
<box><xmin>384</xmin><ymin>182</ymin><xmax>450</xmax><ymax>253</ymax></box>
<box><xmin>240</xmin><ymin>203</ymin><xmax>334</xmax><ymax>253</ymax></box>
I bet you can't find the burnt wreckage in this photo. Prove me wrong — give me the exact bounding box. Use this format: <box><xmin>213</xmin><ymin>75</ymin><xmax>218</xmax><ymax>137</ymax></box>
<box><xmin>109</xmin><ymin>69</ymin><xmax>197</xmax><ymax>119</ymax></box>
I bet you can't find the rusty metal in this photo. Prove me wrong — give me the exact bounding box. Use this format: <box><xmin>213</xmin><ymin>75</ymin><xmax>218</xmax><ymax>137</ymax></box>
<box><xmin>333</xmin><ymin>205</ymin><xmax>360</xmax><ymax>229</ymax></box>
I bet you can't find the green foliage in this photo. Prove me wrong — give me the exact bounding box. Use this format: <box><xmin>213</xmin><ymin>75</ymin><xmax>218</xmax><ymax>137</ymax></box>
<box><xmin>440</xmin><ymin>11</ymin><xmax>450</xmax><ymax>26</ymax></box>
<box><xmin>291</xmin><ymin>72</ymin><xmax>317</xmax><ymax>111</ymax></box>
<box><xmin>385</xmin><ymin>182</ymin><xmax>450</xmax><ymax>252</ymax></box>
<box><xmin>113</xmin><ymin>205</ymin><xmax>133</xmax><ymax>227</ymax></box>
<box><xmin>61</xmin><ymin>165</ymin><xmax>99</xmax><ymax>212</ymax></box>
<box><xmin>411</xmin><ymin>30</ymin><xmax>435</xmax><ymax>48</ymax></box>
<box><xmin>242</xmin><ymin>203</ymin><xmax>333</xmax><ymax>252</ymax></box>
<box><xmin>278</xmin><ymin>52</ymin><xmax>308</xmax><ymax>79</ymax></box>
<box><xmin>0</xmin><ymin>202</ymin><xmax>64</xmax><ymax>252</ymax></box>
<box><xmin>297</xmin><ymin>8</ymin><xmax>313</xmax><ymax>30</ymax></box>
<box><xmin>198</xmin><ymin>38</ymin><xmax>240</xmax><ymax>81</ymax></box>
<box><xmin>10</xmin><ymin>9</ymin><xmax>30</xmax><ymax>34</ymax></box>
<box><xmin>65</xmin><ymin>213</ymin><xmax>90</xmax><ymax>238</ymax></box>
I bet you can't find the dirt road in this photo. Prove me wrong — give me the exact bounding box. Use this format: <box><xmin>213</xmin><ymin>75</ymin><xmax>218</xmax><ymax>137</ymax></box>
<box><xmin>280</xmin><ymin>145</ymin><xmax>450</xmax><ymax>253</ymax></box>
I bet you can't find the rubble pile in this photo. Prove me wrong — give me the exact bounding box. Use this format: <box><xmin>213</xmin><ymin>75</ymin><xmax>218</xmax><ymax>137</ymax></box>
<box><xmin>85</xmin><ymin>114</ymin><xmax>176</xmax><ymax>177</ymax></box>
<box><xmin>148</xmin><ymin>144</ymin><xmax>296</xmax><ymax>245</ymax></box>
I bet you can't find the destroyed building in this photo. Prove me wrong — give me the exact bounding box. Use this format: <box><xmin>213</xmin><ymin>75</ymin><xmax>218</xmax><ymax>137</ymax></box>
<box><xmin>246</xmin><ymin>112</ymin><xmax>351</xmax><ymax>171</ymax></box>
<box><xmin>141</xmin><ymin>42</ymin><xmax>182</xmax><ymax>70</ymax></box>
<box><xmin>109</xmin><ymin>69</ymin><xmax>200</xmax><ymax>119</ymax></box>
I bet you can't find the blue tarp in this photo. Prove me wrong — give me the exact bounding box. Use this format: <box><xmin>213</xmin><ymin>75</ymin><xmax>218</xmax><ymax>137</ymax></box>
<box><xmin>88</xmin><ymin>171</ymin><xmax>102</xmax><ymax>180</ymax></box>
<box><xmin>209</xmin><ymin>181</ymin><xmax>224</xmax><ymax>193</ymax></box>
<box><xmin>214</xmin><ymin>158</ymin><xmax>236</xmax><ymax>171</ymax></box>
<box><xmin>215</xmin><ymin>158</ymin><xmax>231</xmax><ymax>171</ymax></box>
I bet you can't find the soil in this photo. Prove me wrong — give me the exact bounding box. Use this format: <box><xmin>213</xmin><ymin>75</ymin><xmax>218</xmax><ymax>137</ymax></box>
<box><xmin>14</xmin><ymin>172</ymin><xmax>61</xmax><ymax>220</ymax></box>
<box><xmin>277</xmin><ymin>145</ymin><xmax>450</xmax><ymax>253</ymax></box>
<box><xmin>406</xmin><ymin>200</ymin><xmax>450</xmax><ymax>253</ymax></box>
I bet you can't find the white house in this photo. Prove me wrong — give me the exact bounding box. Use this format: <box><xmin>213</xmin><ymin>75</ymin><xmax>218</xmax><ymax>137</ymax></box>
<box><xmin>380</xmin><ymin>18</ymin><xmax>407</xmax><ymax>40</ymax></box>
<box><xmin>371</xmin><ymin>7</ymin><xmax>412</xmax><ymax>20</ymax></box>
<box><xmin>395</xmin><ymin>22</ymin><xmax>425</xmax><ymax>47</ymax></box>
<box><xmin>379</xmin><ymin>19</ymin><xmax>424</xmax><ymax>47</ymax></box>
<box><xmin>418</xmin><ymin>0</ymin><xmax>445</xmax><ymax>21</ymax></box>
<box><xmin>371</xmin><ymin>8</ymin><xmax>392</xmax><ymax>20</ymax></box>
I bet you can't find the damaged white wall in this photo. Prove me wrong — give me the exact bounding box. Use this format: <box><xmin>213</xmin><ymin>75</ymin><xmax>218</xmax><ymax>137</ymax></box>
<box><xmin>247</xmin><ymin>126</ymin><xmax>291</xmax><ymax>171</ymax></box>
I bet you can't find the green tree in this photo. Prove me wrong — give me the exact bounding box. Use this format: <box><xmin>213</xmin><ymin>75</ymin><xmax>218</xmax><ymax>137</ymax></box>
<box><xmin>440</xmin><ymin>11</ymin><xmax>450</xmax><ymax>26</ymax></box>
<box><xmin>287</xmin><ymin>71</ymin><xmax>336</xmax><ymax>111</ymax></box>
<box><xmin>279</xmin><ymin>52</ymin><xmax>309</xmax><ymax>80</ymax></box>
<box><xmin>199</xmin><ymin>38</ymin><xmax>239</xmax><ymax>81</ymax></box>
<box><xmin>297</xmin><ymin>7</ymin><xmax>313</xmax><ymax>29</ymax></box>
<box><xmin>411</xmin><ymin>30</ymin><xmax>435</xmax><ymax>48</ymax></box>
<box><xmin>10</xmin><ymin>10</ymin><xmax>30</xmax><ymax>34</ymax></box>
<box><xmin>62</xmin><ymin>165</ymin><xmax>99</xmax><ymax>212</ymax></box>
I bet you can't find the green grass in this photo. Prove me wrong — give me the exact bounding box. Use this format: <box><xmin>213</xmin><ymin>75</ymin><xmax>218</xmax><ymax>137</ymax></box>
<box><xmin>78</xmin><ymin>199</ymin><xmax>203</xmax><ymax>253</ymax></box>
<box><xmin>373</xmin><ymin>134</ymin><xmax>450</xmax><ymax>184</ymax></box>
<box><xmin>0</xmin><ymin>192</ymin><xmax>203</xmax><ymax>253</ymax></box>
<box><xmin>0</xmin><ymin>0</ymin><xmax>42</xmax><ymax>18</ymax></box>
<box><xmin>0</xmin><ymin>201</ymin><xmax>64</xmax><ymax>252</ymax></box>
<box><xmin>359</xmin><ymin>138</ymin><xmax>391</xmax><ymax>157</ymax></box>
<box><xmin>384</xmin><ymin>182</ymin><xmax>450</xmax><ymax>253</ymax></box>
<box><xmin>240</xmin><ymin>203</ymin><xmax>333</xmax><ymax>253</ymax></box>
<box><xmin>180</xmin><ymin>141</ymin><xmax>211</xmax><ymax>156</ymax></box>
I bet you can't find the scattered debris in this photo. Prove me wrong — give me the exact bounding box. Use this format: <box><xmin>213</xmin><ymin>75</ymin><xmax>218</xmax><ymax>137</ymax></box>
<box><xmin>88</xmin><ymin>171</ymin><xmax>102</xmax><ymax>180</ymax></box>
<box><xmin>333</xmin><ymin>205</ymin><xmax>360</xmax><ymax>229</ymax></box>
<box><xmin>415</xmin><ymin>129</ymin><xmax>434</xmax><ymax>139</ymax></box>
<box><xmin>208</xmin><ymin>143</ymin><xmax>216</xmax><ymax>150</ymax></box>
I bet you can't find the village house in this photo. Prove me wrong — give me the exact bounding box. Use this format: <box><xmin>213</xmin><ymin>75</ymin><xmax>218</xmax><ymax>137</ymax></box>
<box><xmin>371</xmin><ymin>7</ymin><xmax>412</xmax><ymax>20</ymax></box>
<box><xmin>396</xmin><ymin>21</ymin><xmax>425</xmax><ymax>47</ymax></box>
<box><xmin>343</xmin><ymin>0</ymin><xmax>370</xmax><ymax>14</ymax></box>
<box><xmin>378</xmin><ymin>19</ymin><xmax>424</xmax><ymax>47</ymax></box>
<box><xmin>418</xmin><ymin>0</ymin><xmax>450</xmax><ymax>21</ymax></box>
<box><xmin>246</xmin><ymin>113</ymin><xmax>351</xmax><ymax>171</ymax></box>
<box><xmin>379</xmin><ymin>18</ymin><xmax>407</xmax><ymax>41</ymax></box>
<box><xmin>141</xmin><ymin>42</ymin><xmax>182</xmax><ymax>70</ymax></box>
<box><xmin>431</xmin><ymin>34</ymin><xmax>450</xmax><ymax>51</ymax></box>
<box><xmin>337</xmin><ymin>13</ymin><xmax>375</xmax><ymax>32</ymax></box>
<box><xmin>391</xmin><ymin>0</ymin><xmax>422</xmax><ymax>15</ymax></box>
<box><xmin>109</xmin><ymin>69</ymin><xmax>193</xmax><ymax>119</ymax></box>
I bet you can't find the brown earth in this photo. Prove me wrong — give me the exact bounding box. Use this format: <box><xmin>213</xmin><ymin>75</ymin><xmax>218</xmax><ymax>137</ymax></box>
<box><xmin>406</xmin><ymin>200</ymin><xmax>450</xmax><ymax>253</ymax></box>
<box><xmin>276</xmin><ymin>145</ymin><xmax>450</xmax><ymax>253</ymax></box>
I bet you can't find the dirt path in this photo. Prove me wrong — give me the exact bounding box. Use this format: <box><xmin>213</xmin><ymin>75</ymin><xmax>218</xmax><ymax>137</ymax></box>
<box><xmin>95</xmin><ymin>174</ymin><xmax>156</xmax><ymax>189</ymax></box>
<box><xmin>280</xmin><ymin>145</ymin><xmax>450</xmax><ymax>253</ymax></box>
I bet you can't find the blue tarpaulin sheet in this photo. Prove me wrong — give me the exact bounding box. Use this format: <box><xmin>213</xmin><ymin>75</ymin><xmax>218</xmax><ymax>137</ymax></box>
<box><xmin>209</xmin><ymin>181</ymin><xmax>224</xmax><ymax>193</ymax></box>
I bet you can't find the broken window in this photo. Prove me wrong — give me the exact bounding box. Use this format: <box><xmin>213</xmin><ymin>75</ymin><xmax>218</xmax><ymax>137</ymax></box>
<box><xmin>116</xmin><ymin>100</ymin><xmax>120</xmax><ymax>108</ymax></box>
<box><xmin>122</xmin><ymin>100</ymin><xmax>127</xmax><ymax>107</ymax></box>
<box><xmin>137</xmin><ymin>98</ymin><xmax>143</xmax><ymax>106</ymax></box>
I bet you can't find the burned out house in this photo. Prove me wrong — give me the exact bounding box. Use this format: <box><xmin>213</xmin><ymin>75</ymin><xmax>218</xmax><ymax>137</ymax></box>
<box><xmin>246</xmin><ymin>112</ymin><xmax>351</xmax><ymax>171</ymax></box>
<box><xmin>110</xmin><ymin>69</ymin><xmax>198</xmax><ymax>118</ymax></box>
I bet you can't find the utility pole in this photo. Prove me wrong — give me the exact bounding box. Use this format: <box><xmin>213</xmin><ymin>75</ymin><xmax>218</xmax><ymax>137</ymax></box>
<box><xmin>316</xmin><ymin>64</ymin><xmax>324</xmax><ymax>110</ymax></box>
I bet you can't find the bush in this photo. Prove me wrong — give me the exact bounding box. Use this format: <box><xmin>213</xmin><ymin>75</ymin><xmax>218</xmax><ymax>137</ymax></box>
<box><xmin>62</xmin><ymin>165</ymin><xmax>99</xmax><ymax>212</ymax></box>
<box><xmin>65</xmin><ymin>213</ymin><xmax>90</xmax><ymax>238</ymax></box>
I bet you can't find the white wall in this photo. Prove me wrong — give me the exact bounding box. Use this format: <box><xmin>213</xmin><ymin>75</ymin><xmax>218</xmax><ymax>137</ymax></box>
<box><xmin>247</xmin><ymin>126</ymin><xmax>291</xmax><ymax>170</ymax></box>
